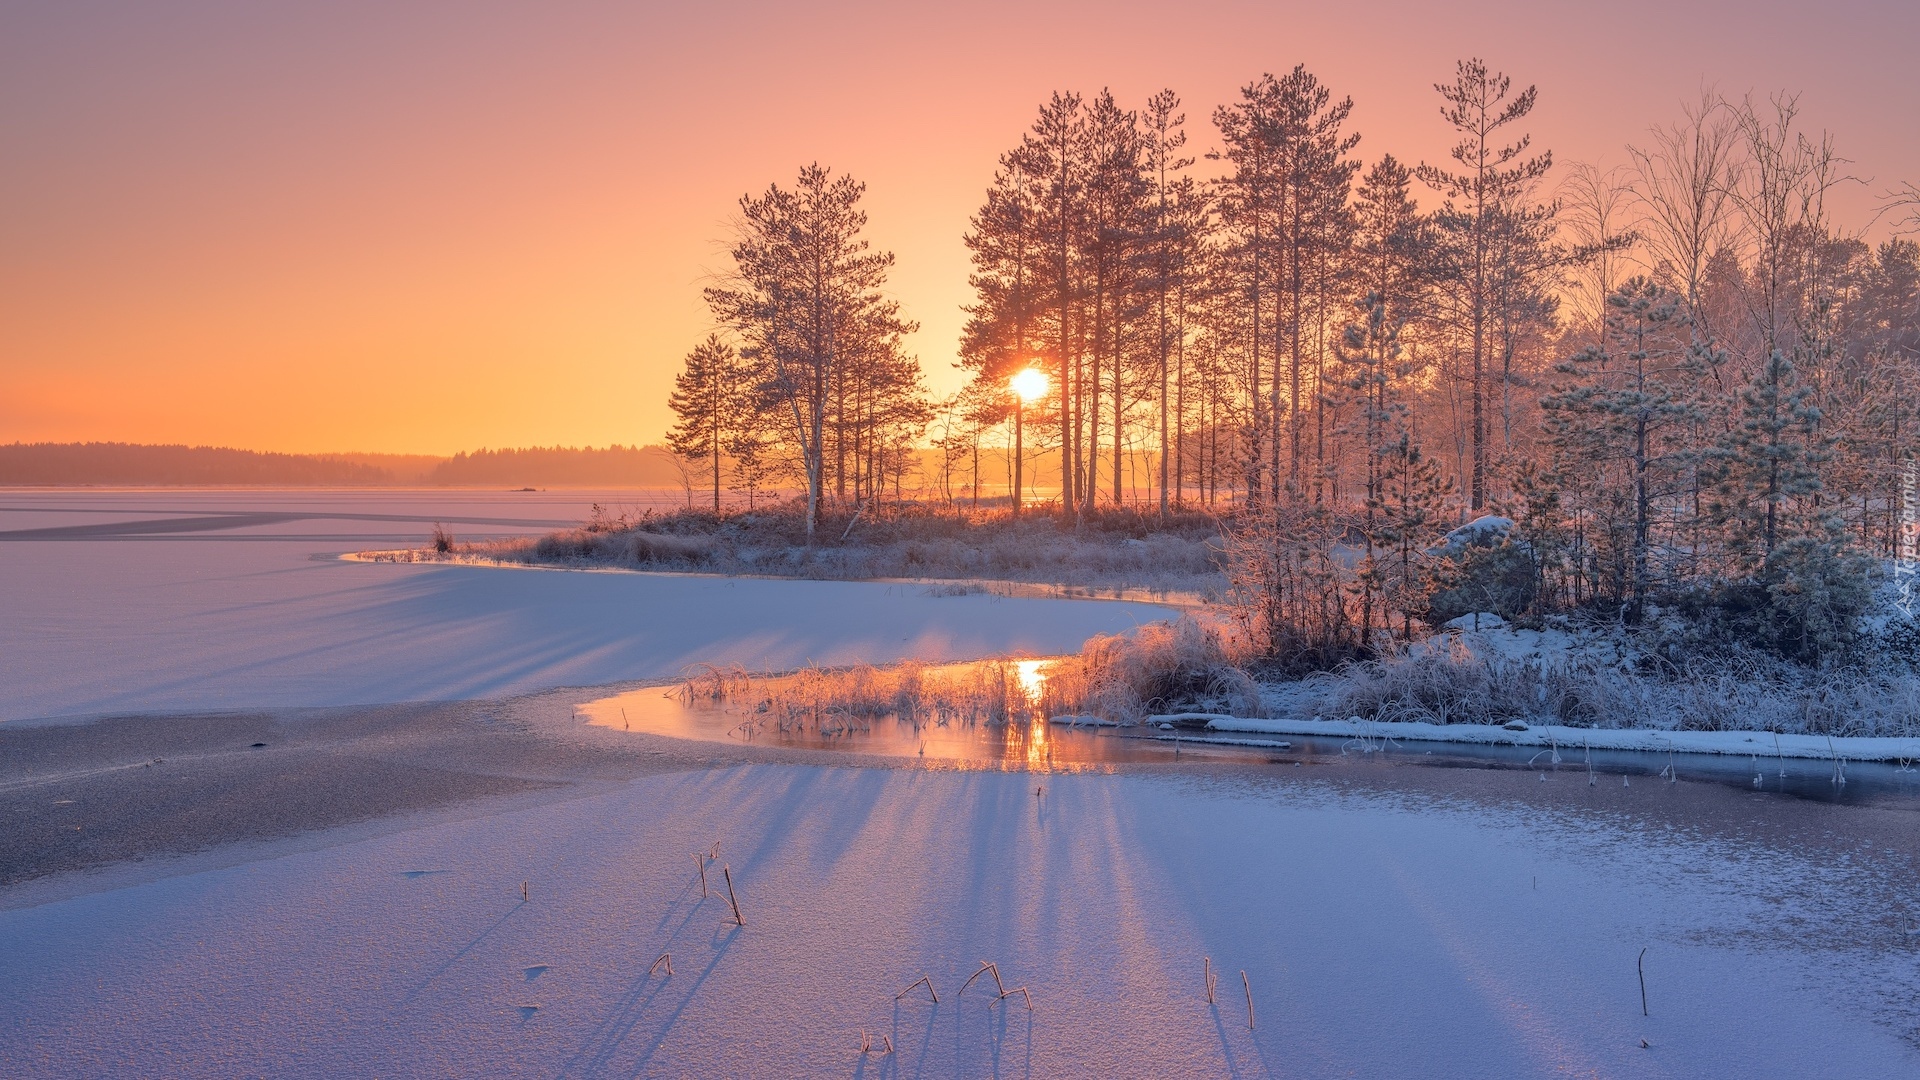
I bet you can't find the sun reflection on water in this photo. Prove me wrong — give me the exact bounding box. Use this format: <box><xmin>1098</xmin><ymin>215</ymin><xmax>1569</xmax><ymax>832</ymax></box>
<box><xmin>1011</xmin><ymin>659</ymin><xmax>1052</xmax><ymax>769</ymax></box>
<box><xmin>1014</xmin><ymin>659</ymin><xmax>1048</xmax><ymax>706</ymax></box>
<box><xmin>580</xmin><ymin>655</ymin><xmax>1142</xmax><ymax>772</ymax></box>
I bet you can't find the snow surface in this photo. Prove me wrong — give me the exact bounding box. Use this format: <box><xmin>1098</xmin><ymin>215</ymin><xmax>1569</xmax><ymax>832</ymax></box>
<box><xmin>0</xmin><ymin>491</ymin><xmax>1172</xmax><ymax>722</ymax></box>
<box><xmin>2</xmin><ymin>764</ymin><xmax>1913</xmax><ymax>1077</ymax></box>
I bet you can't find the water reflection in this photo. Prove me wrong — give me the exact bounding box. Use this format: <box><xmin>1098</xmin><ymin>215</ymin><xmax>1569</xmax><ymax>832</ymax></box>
<box><xmin>577</xmin><ymin>658</ymin><xmax>1920</xmax><ymax>804</ymax></box>
<box><xmin>1014</xmin><ymin>659</ymin><xmax>1047</xmax><ymax>705</ymax></box>
<box><xmin>581</xmin><ymin>658</ymin><xmax>1171</xmax><ymax>771</ymax></box>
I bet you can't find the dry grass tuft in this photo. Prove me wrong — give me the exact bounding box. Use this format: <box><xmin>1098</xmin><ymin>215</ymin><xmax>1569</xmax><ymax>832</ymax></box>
<box><xmin>667</xmin><ymin>614</ymin><xmax>1264</xmax><ymax>732</ymax></box>
<box><xmin>679</xmin><ymin>658</ymin><xmax>1031</xmax><ymax>736</ymax></box>
<box><xmin>1041</xmin><ymin>616</ymin><xmax>1264</xmax><ymax>722</ymax></box>
<box><xmin>378</xmin><ymin>499</ymin><xmax>1227</xmax><ymax>597</ymax></box>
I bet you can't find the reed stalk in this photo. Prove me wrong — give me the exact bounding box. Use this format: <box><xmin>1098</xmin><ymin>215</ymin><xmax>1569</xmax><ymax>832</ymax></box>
<box><xmin>722</xmin><ymin>865</ymin><xmax>745</xmax><ymax>926</ymax></box>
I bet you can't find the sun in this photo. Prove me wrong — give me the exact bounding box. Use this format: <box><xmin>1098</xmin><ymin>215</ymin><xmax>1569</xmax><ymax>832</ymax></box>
<box><xmin>1009</xmin><ymin>367</ymin><xmax>1049</xmax><ymax>403</ymax></box>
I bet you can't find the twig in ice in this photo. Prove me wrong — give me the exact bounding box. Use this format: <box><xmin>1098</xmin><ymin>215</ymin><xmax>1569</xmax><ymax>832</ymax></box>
<box><xmin>858</xmin><ymin>1029</ymin><xmax>896</xmax><ymax>1054</ymax></box>
<box><xmin>994</xmin><ymin>987</ymin><xmax>1033</xmax><ymax>1010</ymax></box>
<box><xmin>1638</xmin><ymin>948</ymin><xmax>1649</xmax><ymax>1016</ymax></box>
<box><xmin>895</xmin><ymin>975</ymin><xmax>939</xmax><ymax>1003</ymax></box>
<box><xmin>722</xmin><ymin>864</ymin><xmax>745</xmax><ymax>926</ymax></box>
<box><xmin>650</xmin><ymin>952</ymin><xmax>673</xmax><ymax>978</ymax></box>
<box><xmin>958</xmin><ymin>961</ymin><xmax>1005</xmax><ymax>997</ymax></box>
<box><xmin>693</xmin><ymin>853</ymin><xmax>709</xmax><ymax>897</ymax></box>
<box><xmin>1204</xmin><ymin>956</ymin><xmax>1216</xmax><ymax>1003</ymax></box>
<box><xmin>1242</xmin><ymin>970</ymin><xmax>1255</xmax><ymax>1029</ymax></box>
<box><xmin>521</xmin><ymin>880</ymin><xmax>529</xmax><ymax>903</ymax></box>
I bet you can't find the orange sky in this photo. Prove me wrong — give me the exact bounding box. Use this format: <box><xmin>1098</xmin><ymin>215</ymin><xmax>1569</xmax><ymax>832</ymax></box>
<box><xmin>3</xmin><ymin>1</ymin><xmax>1915</xmax><ymax>455</ymax></box>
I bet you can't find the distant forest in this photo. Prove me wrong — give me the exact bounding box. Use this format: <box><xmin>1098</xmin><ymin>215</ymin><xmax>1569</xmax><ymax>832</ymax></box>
<box><xmin>0</xmin><ymin>442</ymin><xmax>687</xmax><ymax>488</ymax></box>
<box><xmin>426</xmin><ymin>445</ymin><xmax>685</xmax><ymax>487</ymax></box>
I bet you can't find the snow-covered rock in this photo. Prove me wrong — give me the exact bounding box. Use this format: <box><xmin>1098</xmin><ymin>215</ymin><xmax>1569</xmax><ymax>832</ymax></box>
<box><xmin>1432</xmin><ymin>515</ymin><xmax>1515</xmax><ymax>555</ymax></box>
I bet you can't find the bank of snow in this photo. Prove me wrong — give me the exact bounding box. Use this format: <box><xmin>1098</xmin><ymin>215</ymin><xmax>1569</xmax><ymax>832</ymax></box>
<box><xmin>1202</xmin><ymin>592</ymin><xmax>1919</xmax><ymax>755</ymax></box>
<box><xmin>1193</xmin><ymin>713</ymin><xmax>1920</xmax><ymax>762</ymax></box>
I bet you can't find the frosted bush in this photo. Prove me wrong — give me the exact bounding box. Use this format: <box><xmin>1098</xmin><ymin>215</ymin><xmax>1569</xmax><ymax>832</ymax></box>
<box><xmin>1304</xmin><ymin>634</ymin><xmax>1920</xmax><ymax>737</ymax></box>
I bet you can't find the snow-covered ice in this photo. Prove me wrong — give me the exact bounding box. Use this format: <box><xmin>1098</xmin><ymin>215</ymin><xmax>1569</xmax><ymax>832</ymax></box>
<box><xmin>2</xmin><ymin>764</ymin><xmax>1913</xmax><ymax>1077</ymax></box>
<box><xmin>0</xmin><ymin>491</ymin><xmax>1173</xmax><ymax>722</ymax></box>
<box><xmin>5</xmin><ymin>490</ymin><xmax>1917</xmax><ymax>1078</ymax></box>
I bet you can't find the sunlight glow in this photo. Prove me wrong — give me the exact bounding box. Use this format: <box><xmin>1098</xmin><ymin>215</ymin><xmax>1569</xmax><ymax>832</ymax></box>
<box><xmin>1009</xmin><ymin>367</ymin><xmax>1049</xmax><ymax>404</ymax></box>
<box><xmin>1014</xmin><ymin>659</ymin><xmax>1048</xmax><ymax>705</ymax></box>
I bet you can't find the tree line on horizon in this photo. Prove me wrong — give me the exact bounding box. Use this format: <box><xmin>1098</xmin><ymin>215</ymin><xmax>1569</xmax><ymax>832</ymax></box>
<box><xmin>669</xmin><ymin>57</ymin><xmax>1919</xmax><ymax>660</ymax></box>
<box><xmin>0</xmin><ymin>442</ymin><xmax>694</xmax><ymax>488</ymax></box>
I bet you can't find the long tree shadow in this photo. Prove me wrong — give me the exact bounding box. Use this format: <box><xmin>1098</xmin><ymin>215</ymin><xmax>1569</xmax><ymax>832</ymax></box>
<box><xmin>556</xmin><ymin>765</ymin><xmax>897</xmax><ymax>1078</ymax></box>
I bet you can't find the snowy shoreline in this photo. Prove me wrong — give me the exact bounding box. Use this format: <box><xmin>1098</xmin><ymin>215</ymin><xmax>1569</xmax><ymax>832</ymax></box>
<box><xmin>1170</xmin><ymin>712</ymin><xmax>1920</xmax><ymax>762</ymax></box>
<box><xmin>340</xmin><ymin>548</ymin><xmax>1210</xmax><ymax>607</ymax></box>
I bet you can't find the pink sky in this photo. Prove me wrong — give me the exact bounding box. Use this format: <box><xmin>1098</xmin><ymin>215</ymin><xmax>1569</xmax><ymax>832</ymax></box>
<box><xmin>3</xmin><ymin>0</ymin><xmax>1914</xmax><ymax>454</ymax></box>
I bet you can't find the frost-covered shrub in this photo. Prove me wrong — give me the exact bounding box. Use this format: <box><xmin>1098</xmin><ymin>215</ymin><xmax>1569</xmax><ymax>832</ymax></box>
<box><xmin>1301</xmin><ymin>623</ymin><xmax>1920</xmax><ymax>737</ymax></box>
<box><xmin>527</xmin><ymin>528</ymin><xmax>714</xmax><ymax>566</ymax></box>
<box><xmin>1662</xmin><ymin>539</ymin><xmax>1876</xmax><ymax>664</ymax></box>
<box><xmin>1044</xmin><ymin>617</ymin><xmax>1263</xmax><ymax>721</ymax></box>
<box><xmin>1424</xmin><ymin>517</ymin><xmax>1537</xmax><ymax>627</ymax></box>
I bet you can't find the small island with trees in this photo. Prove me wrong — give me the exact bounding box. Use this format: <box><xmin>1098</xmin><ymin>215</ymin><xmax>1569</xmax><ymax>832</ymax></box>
<box><xmin>407</xmin><ymin>60</ymin><xmax>1918</xmax><ymax>741</ymax></box>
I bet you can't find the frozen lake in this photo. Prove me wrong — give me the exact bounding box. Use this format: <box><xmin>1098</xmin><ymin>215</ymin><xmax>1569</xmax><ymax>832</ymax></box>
<box><xmin>4</xmin><ymin>760</ymin><xmax>1917</xmax><ymax>1077</ymax></box>
<box><xmin>0</xmin><ymin>489</ymin><xmax>1175</xmax><ymax>722</ymax></box>
<box><xmin>3</xmin><ymin>489</ymin><xmax>1917</xmax><ymax>1077</ymax></box>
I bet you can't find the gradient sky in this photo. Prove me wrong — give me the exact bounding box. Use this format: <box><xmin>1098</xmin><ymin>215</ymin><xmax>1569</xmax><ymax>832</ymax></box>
<box><xmin>4</xmin><ymin>1</ymin><xmax>1915</xmax><ymax>455</ymax></box>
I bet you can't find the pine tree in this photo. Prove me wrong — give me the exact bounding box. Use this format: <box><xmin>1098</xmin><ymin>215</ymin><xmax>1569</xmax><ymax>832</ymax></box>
<box><xmin>1541</xmin><ymin>279</ymin><xmax>1718</xmax><ymax>617</ymax></box>
<box><xmin>1027</xmin><ymin>93</ymin><xmax>1088</xmax><ymax>511</ymax></box>
<box><xmin>1270</xmin><ymin>67</ymin><xmax>1359</xmax><ymax>495</ymax></box>
<box><xmin>705</xmin><ymin>164</ymin><xmax>919</xmax><ymax>541</ymax></box>
<box><xmin>1080</xmin><ymin>89</ymin><xmax>1148</xmax><ymax>512</ymax></box>
<box><xmin>1353</xmin><ymin>155</ymin><xmax>1426</xmax><ymax>333</ymax></box>
<box><xmin>960</xmin><ymin>151</ymin><xmax>1043</xmax><ymax>438</ymax></box>
<box><xmin>1332</xmin><ymin>295</ymin><xmax>1408</xmax><ymax>636</ymax></box>
<box><xmin>1210</xmin><ymin>77</ymin><xmax>1283</xmax><ymax>502</ymax></box>
<box><xmin>1142</xmin><ymin>88</ymin><xmax>1198</xmax><ymax>516</ymax></box>
<box><xmin>1416</xmin><ymin>59</ymin><xmax>1554</xmax><ymax>511</ymax></box>
<box><xmin>728</xmin><ymin>430</ymin><xmax>774</xmax><ymax>511</ymax></box>
<box><xmin>1708</xmin><ymin>347</ymin><xmax>1827</xmax><ymax>573</ymax></box>
<box><xmin>666</xmin><ymin>334</ymin><xmax>748</xmax><ymax>513</ymax></box>
<box><xmin>1370</xmin><ymin>434</ymin><xmax>1452</xmax><ymax>638</ymax></box>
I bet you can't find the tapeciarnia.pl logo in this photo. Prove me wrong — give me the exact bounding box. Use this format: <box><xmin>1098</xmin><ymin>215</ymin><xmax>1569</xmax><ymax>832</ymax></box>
<box><xmin>1899</xmin><ymin>458</ymin><xmax>1917</xmax><ymax>617</ymax></box>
